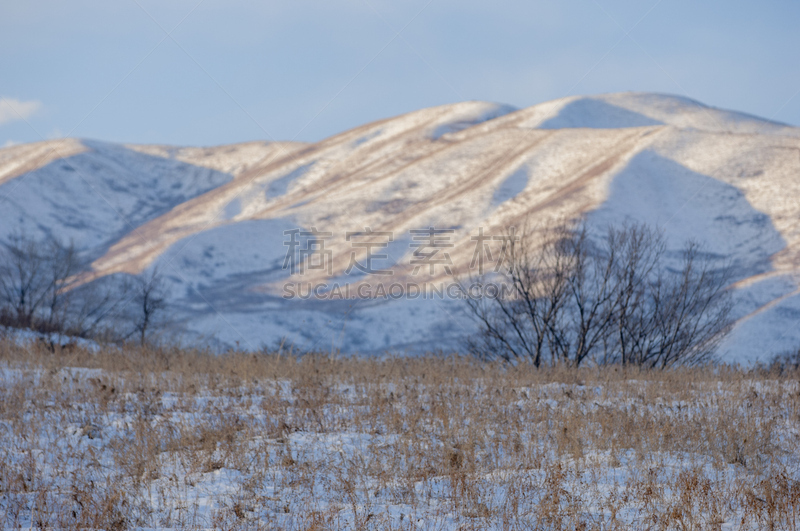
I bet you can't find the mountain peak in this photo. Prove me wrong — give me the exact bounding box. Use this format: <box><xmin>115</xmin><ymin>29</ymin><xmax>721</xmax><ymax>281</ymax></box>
<box><xmin>509</xmin><ymin>92</ymin><xmax>796</xmax><ymax>135</ymax></box>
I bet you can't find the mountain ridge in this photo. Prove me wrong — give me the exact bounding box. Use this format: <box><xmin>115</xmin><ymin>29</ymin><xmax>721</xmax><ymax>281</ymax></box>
<box><xmin>1</xmin><ymin>92</ymin><xmax>799</xmax><ymax>362</ymax></box>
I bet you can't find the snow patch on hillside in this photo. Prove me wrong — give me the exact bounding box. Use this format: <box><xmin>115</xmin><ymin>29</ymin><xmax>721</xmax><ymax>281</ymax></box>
<box><xmin>588</xmin><ymin>150</ymin><xmax>785</xmax><ymax>275</ymax></box>
<box><xmin>0</xmin><ymin>140</ymin><xmax>234</xmax><ymax>253</ymax></box>
<box><xmin>540</xmin><ymin>98</ymin><xmax>663</xmax><ymax>129</ymax></box>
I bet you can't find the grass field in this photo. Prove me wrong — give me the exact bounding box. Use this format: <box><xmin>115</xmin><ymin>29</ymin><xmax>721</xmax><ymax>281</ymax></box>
<box><xmin>0</xmin><ymin>340</ymin><xmax>798</xmax><ymax>529</ymax></box>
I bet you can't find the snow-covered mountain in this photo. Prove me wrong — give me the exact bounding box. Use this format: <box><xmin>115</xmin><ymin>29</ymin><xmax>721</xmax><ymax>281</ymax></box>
<box><xmin>2</xmin><ymin>92</ymin><xmax>799</xmax><ymax>362</ymax></box>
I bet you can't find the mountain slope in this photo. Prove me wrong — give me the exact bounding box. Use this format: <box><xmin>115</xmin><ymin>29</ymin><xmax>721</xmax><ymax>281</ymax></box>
<box><xmin>1</xmin><ymin>93</ymin><xmax>799</xmax><ymax>362</ymax></box>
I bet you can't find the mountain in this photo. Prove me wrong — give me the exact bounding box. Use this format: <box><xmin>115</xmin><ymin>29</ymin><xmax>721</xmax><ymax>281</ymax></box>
<box><xmin>2</xmin><ymin>92</ymin><xmax>799</xmax><ymax>363</ymax></box>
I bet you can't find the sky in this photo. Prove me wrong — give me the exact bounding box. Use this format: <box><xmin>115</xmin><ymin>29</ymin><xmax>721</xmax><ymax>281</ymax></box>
<box><xmin>1</xmin><ymin>0</ymin><xmax>799</xmax><ymax>147</ymax></box>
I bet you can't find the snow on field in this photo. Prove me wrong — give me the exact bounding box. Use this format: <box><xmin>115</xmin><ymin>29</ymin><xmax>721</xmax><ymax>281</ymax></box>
<box><xmin>2</xmin><ymin>92</ymin><xmax>800</xmax><ymax>361</ymax></box>
<box><xmin>0</xmin><ymin>351</ymin><xmax>798</xmax><ymax>529</ymax></box>
<box><xmin>0</xmin><ymin>326</ymin><xmax>102</xmax><ymax>352</ymax></box>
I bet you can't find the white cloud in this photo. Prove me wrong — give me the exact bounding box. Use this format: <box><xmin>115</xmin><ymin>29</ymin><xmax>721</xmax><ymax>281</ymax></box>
<box><xmin>2</xmin><ymin>140</ymin><xmax>19</xmax><ymax>148</ymax></box>
<box><xmin>0</xmin><ymin>97</ymin><xmax>42</xmax><ymax>126</ymax></box>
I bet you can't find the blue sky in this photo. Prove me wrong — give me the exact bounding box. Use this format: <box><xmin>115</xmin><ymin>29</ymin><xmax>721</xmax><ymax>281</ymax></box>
<box><xmin>1</xmin><ymin>0</ymin><xmax>799</xmax><ymax>147</ymax></box>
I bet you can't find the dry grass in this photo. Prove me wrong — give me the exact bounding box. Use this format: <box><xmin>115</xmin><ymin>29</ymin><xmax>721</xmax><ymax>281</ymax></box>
<box><xmin>0</xmin><ymin>339</ymin><xmax>798</xmax><ymax>529</ymax></box>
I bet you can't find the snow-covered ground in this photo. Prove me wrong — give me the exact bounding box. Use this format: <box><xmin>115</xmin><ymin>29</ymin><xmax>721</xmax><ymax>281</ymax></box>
<box><xmin>0</xmin><ymin>348</ymin><xmax>798</xmax><ymax>529</ymax></box>
<box><xmin>2</xmin><ymin>92</ymin><xmax>800</xmax><ymax>362</ymax></box>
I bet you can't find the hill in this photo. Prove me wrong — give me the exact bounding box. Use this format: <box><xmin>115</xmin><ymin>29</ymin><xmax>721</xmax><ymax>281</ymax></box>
<box><xmin>1</xmin><ymin>92</ymin><xmax>799</xmax><ymax>362</ymax></box>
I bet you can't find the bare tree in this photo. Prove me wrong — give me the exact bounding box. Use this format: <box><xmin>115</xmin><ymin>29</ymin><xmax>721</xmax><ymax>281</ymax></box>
<box><xmin>131</xmin><ymin>268</ymin><xmax>168</xmax><ymax>347</ymax></box>
<box><xmin>0</xmin><ymin>231</ymin><xmax>80</xmax><ymax>332</ymax></box>
<box><xmin>603</xmin><ymin>228</ymin><xmax>734</xmax><ymax>368</ymax></box>
<box><xmin>43</xmin><ymin>237</ymin><xmax>81</xmax><ymax>333</ymax></box>
<box><xmin>643</xmin><ymin>242</ymin><xmax>733</xmax><ymax>367</ymax></box>
<box><xmin>65</xmin><ymin>275</ymin><xmax>136</xmax><ymax>340</ymax></box>
<box><xmin>0</xmin><ymin>231</ymin><xmax>49</xmax><ymax>328</ymax></box>
<box><xmin>0</xmin><ymin>232</ymin><xmax>146</xmax><ymax>344</ymax></box>
<box><xmin>605</xmin><ymin>223</ymin><xmax>666</xmax><ymax>366</ymax></box>
<box><xmin>552</xmin><ymin>224</ymin><xmax>620</xmax><ymax>367</ymax></box>
<box><xmin>463</xmin><ymin>220</ymin><xmax>733</xmax><ymax>368</ymax></box>
<box><xmin>463</xmin><ymin>225</ymin><xmax>570</xmax><ymax>366</ymax></box>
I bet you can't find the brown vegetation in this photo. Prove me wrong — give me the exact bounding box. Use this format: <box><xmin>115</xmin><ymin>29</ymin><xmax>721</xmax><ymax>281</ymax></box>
<box><xmin>0</xmin><ymin>339</ymin><xmax>798</xmax><ymax>529</ymax></box>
